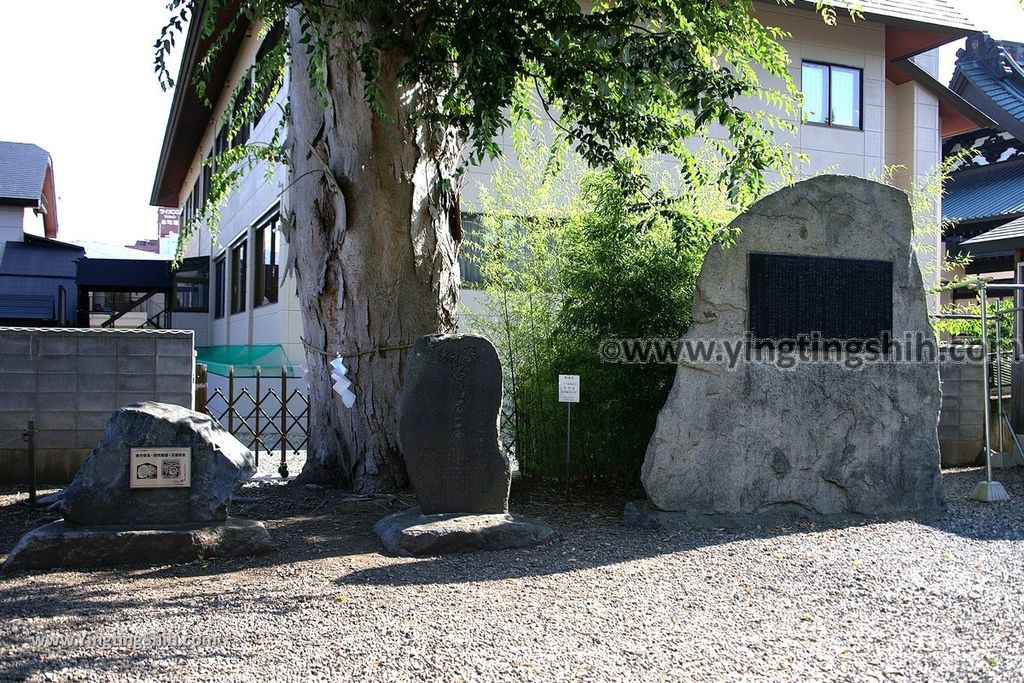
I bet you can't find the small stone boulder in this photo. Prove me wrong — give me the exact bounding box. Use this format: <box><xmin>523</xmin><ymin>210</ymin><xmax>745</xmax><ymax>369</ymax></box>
<box><xmin>398</xmin><ymin>334</ymin><xmax>511</xmax><ymax>514</ymax></box>
<box><xmin>374</xmin><ymin>507</ymin><xmax>556</xmax><ymax>556</ymax></box>
<box><xmin>60</xmin><ymin>402</ymin><xmax>255</xmax><ymax>526</ymax></box>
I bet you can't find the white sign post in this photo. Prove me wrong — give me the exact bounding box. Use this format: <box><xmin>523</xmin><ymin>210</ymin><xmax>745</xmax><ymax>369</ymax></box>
<box><xmin>558</xmin><ymin>375</ymin><xmax>580</xmax><ymax>500</ymax></box>
<box><xmin>129</xmin><ymin>447</ymin><xmax>191</xmax><ymax>488</ymax></box>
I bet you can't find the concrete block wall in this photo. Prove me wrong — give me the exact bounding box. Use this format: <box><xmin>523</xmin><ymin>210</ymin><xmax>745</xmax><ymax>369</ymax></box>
<box><xmin>0</xmin><ymin>328</ymin><xmax>195</xmax><ymax>484</ymax></box>
<box><xmin>938</xmin><ymin>347</ymin><xmax>985</xmax><ymax>467</ymax></box>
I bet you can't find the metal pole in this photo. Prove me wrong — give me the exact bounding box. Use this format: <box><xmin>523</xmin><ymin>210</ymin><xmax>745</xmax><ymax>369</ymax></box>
<box><xmin>195</xmin><ymin>363</ymin><xmax>208</xmax><ymax>414</ymax></box>
<box><xmin>255</xmin><ymin>366</ymin><xmax>261</xmax><ymax>468</ymax></box>
<box><xmin>23</xmin><ymin>420</ymin><xmax>36</xmax><ymax>509</ymax></box>
<box><xmin>565</xmin><ymin>403</ymin><xmax>571</xmax><ymax>502</ymax></box>
<box><xmin>228</xmin><ymin>366</ymin><xmax>235</xmax><ymax>434</ymax></box>
<box><xmin>996</xmin><ymin>299</ymin><xmax>1005</xmax><ymax>455</ymax></box>
<box><xmin>1018</xmin><ymin>263</ymin><xmax>1024</xmax><ymax>360</ymax></box>
<box><xmin>280</xmin><ymin>365</ymin><xmax>289</xmax><ymax>479</ymax></box>
<box><xmin>981</xmin><ymin>283</ymin><xmax>994</xmax><ymax>485</ymax></box>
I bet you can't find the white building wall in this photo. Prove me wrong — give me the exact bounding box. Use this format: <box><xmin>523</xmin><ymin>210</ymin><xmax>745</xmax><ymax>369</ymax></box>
<box><xmin>0</xmin><ymin>205</ymin><xmax>25</xmax><ymax>264</ymax></box>
<box><xmin>731</xmin><ymin>5</ymin><xmax>889</xmax><ymax>179</ymax></box>
<box><xmin>884</xmin><ymin>51</ymin><xmax>943</xmax><ymax>296</ymax></box>
<box><xmin>463</xmin><ymin>5</ymin><xmax>893</xmax><ymax>211</ymax></box>
<box><xmin>174</xmin><ymin>21</ymin><xmax>297</xmax><ymax>366</ymax></box>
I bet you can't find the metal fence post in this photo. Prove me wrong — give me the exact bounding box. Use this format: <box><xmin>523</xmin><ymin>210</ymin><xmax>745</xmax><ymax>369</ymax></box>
<box><xmin>228</xmin><ymin>366</ymin><xmax>235</xmax><ymax>435</ymax></box>
<box><xmin>280</xmin><ymin>366</ymin><xmax>289</xmax><ymax>478</ymax></box>
<box><xmin>195</xmin><ymin>363</ymin><xmax>208</xmax><ymax>414</ymax></box>
<box><xmin>254</xmin><ymin>366</ymin><xmax>262</xmax><ymax>467</ymax></box>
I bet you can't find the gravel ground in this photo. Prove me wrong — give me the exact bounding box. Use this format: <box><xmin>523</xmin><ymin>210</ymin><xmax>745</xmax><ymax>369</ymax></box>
<box><xmin>1</xmin><ymin>467</ymin><xmax>1023</xmax><ymax>682</ymax></box>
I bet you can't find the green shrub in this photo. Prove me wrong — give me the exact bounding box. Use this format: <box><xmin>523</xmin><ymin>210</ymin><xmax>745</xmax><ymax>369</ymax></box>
<box><xmin>468</xmin><ymin>136</ymin><xmax>743</xmax><ymax>487</ymax></box>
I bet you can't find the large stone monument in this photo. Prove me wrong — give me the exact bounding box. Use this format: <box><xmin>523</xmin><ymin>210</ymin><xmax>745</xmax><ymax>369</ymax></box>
<box><xmin>374</xmin><ymin>334</ymin><xmax>554</xmax><ymax>555</ymax></box>
<box><xmin>635</xmin><ymin>176</ymin><xmax>944</xmax><ymax>526</ymax></box>
<box><xmin>4</xmin><ymin>402</ymin><xmax>271</xmax><ymax>571</ymax></box>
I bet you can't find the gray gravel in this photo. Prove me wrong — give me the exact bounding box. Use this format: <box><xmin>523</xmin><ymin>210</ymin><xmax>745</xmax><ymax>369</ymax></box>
<box><xmin>1</xmin><ymin>467</ymin><xmax>1023</xmax><ymax>682</ymax></box>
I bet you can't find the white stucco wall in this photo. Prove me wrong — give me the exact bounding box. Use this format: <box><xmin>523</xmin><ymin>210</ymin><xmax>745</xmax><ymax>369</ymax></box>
<box><xmin>0</xmin><ymin>205</ymin><xmax>25</xmax><ymax>265</ymax></box>
<box><xmin>174</xmin><ymin>21</ymin><xmax>299</xmax><ymax>366</ymax></box>
<box><xmin>885</xmin><ymin>51</ymin><xmax>943</xmax><ymax>297</ymax></box>
<box><xmin>756</xmin><ymin>5</ymin><xmax>888</xmax><ymax>179</ymax></box>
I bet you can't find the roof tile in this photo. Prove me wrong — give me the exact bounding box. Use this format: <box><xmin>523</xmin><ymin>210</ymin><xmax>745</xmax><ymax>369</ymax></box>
<box><xmin>0</xmin><ymin>142</ymin><xmax>51</xmax><ymax>205</ymax></box>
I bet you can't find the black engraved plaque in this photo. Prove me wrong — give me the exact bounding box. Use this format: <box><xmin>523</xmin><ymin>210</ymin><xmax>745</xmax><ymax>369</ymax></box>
<box><xmin>748</xmin><ymin>253</ymin><xmax>893</xmax><ymax>347</ymax></box>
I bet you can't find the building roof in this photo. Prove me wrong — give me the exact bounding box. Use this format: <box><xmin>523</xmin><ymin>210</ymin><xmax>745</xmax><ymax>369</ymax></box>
<box><xmin>799</xmin><ymin>0</ymin><xmax>973</xmax><ymax>33</ymax></box>
<box><xmin>942</xmin><ymin>159</ymin><xmax>1024</xmax><ymax>223</ymax></box>
<box><xmin>950</xmin><ymin>34</ymin><xmax>1024</xmax><ymax>142</ymax></box>
<box><xmin>68</xmin><ymin>240</ymin><xmax>172</xmax><ymax>261</ymax></box>
<box><xmin>0</xmin><ymin>239</ymin><xmax>82</xmax><ymax>278</ymax></box>
<box><xmin>150</xmin><ymin>0</ymin><xmax>247</xmax><ymax>207</ymax></box>
<box><xmin>960</xmin><ymin>215</ymin><xmax>1024</xmax><ymax>253</ymax></box>
<box><xmin>0</xmin><ymin>142</ymin><xmax>52</xmax><ymax>207</ymax></box>
<box><xmin>892</xmin><ymin>57</ymin><xmax>993</xmax><ymax>137</ymax></box>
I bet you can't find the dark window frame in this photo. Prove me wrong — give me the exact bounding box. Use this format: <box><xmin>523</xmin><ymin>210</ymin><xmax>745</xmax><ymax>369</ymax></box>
<box><xmin>201</xmin><ymin>152</ymin><xmax>213</xmax><ymax>210</ymax></box>
<box><xmin>172</xmin><ymin>256</ymin><xmax>211</xmax><ymax>313</ymax></box>
<box><xmin>253</xmin><ymin>209</ymin><xmax>281</xmax><ymax>308</ymax></box>
<box><xmin>230</xmin><ymin>239</ymin><xmax>247</xmax><ymax>315</ymax></box>
<box><xmin>213</xmin><ymin>256</ymin><xmax>226</xmax><ymax>319</ymax></box>
<box><xmin>801</xmin><ymin>61</ymin><xmax>863</xmax><ymax>131</ymax></box>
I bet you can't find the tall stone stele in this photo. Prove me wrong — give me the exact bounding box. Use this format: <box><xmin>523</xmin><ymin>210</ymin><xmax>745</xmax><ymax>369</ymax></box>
<box><xmin>374</xmin><ymin>334</ymin><xmax>554</xmax><ymax>556</ymax></box>
<box><xmin>398</xmin><ymin>334</ymin><xmax>512</xmax><ymax>514</ymax></box>
<box><xmin>640</xmin><ymin>176</ymin><xmax>944</xmax><ymax>525</ymax></box>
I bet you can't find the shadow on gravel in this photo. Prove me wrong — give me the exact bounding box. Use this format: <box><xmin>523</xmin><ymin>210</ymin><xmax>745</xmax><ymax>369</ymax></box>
<box><xmin>336</xmin><ymin>467</ymin><xmax>1024</xmax><ymax>588</ymax></box>
<box><xmin>3</xmin><ymin>468</ymin><xmax>1022</xmax><ymax>591</ymax></box>
<box><xmin>119</xmin><ymin>483</ymin><xmax>413</xmax><ymax>580</ymax></box>
<box><xmin>0</xmin><ymin>483</ymin><xmax>407</xmax><ymax>580</ymax></box>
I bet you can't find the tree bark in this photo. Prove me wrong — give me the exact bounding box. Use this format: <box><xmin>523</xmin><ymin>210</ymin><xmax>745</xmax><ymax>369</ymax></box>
<box><xmin>283</xmin><ymin>12</ymin><xmax>462</xmax><ymax>492</ymax></box>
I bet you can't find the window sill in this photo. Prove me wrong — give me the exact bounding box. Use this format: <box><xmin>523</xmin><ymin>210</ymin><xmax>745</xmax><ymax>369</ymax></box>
<box><xmin>803</xmin><ymin>121</ymin><xmax>863</xmax><ymax>132</ymax></box>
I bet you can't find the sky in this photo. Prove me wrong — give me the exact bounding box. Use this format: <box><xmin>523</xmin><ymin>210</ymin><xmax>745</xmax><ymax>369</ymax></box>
<box><xmin>0</xmin><ymin>1</ymin><xmax>1023</xmax><ymax>248</ymax></box>
<box><xmin>0</xmin><ymin>1</ymin><xmax>180</xmax><ymax>246</ymax></box>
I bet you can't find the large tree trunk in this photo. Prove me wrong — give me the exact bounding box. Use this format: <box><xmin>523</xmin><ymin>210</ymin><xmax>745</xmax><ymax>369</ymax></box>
<box><xmin>283</xmin><ymin>12</ymin><xmax>462</xmax><ymax>492</ymax></box>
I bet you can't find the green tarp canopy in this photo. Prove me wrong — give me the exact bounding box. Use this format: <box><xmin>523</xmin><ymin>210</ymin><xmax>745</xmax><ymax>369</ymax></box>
<box><xmin>196</xmin><ymin>345</ymin><xmax>299</xmax><ymax>378</ymax></box>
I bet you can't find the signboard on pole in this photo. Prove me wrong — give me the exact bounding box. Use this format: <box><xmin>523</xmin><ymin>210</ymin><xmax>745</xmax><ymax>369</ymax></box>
<box><xmin>558</xmin><ymin>374</ymin><xmax>580</xmax><ymax>403</ymax></box>
<box><xmin>129</xmin><ymin>447</ymin><xmax>191</xmax><ymax>488</ymax></box>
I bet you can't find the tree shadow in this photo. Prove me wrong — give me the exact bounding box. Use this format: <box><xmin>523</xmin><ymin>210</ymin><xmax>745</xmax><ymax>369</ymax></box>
<box><xmin>3</xmin><ymin>468</ymin><xmax>1022</xmax><ymax>591</ymax></box>
<box><xmin>0</xmin><ymin>481</ymin><xmax>408</xmax><ymax>578</ymax></box>
<box><xmin>1</xmin><ymin>467</ymin><xmax>1022</xmax><ymax>679</ymax></box>
<box><xmin>336</xmin><ymin>467</ymin><xmax>1024</xmax><ymax>588</ymax></box>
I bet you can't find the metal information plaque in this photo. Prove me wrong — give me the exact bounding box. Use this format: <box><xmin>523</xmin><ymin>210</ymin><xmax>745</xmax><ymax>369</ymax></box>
<box><xmin>129</xmin><ymin>447</ymin><xmax>191</xmax><ymax>488</ymax></box>
<box><xmin>748</xmin><ymin>253</ymin><xmax>893</xmax><ymax>347</ymax></box>
<box><xmin>558</xmin><ymin>374</ymin><xmax>580</xmax><ymax>403</ymax></box>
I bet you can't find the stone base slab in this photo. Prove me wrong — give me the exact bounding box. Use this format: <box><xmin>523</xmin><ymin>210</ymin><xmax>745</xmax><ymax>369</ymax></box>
<box><xmin>374</xmin><ymin>507</ymin><xmax>556</xmax><ymax>556</ymax></box>
<box><xmin>2</xmin><ymin>518</ymin><xmax>272</xmax><ymax>572</ymax></box>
